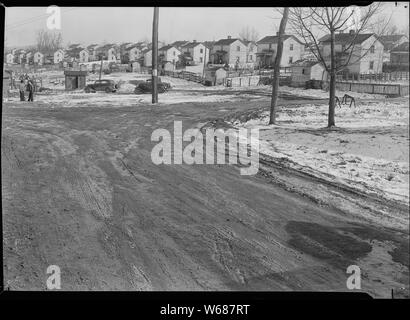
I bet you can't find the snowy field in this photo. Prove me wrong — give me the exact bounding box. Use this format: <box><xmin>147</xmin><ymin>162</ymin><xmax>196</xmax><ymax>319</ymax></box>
<box><xmin>231</xmin><ymin>101</ymin><xmax>409</xmax><ymax>208</ymax></box>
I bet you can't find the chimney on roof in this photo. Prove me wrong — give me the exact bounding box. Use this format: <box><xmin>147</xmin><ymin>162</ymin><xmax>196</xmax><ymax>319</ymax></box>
<box><xmin>349</xmin><ymin>29</ymin><xmax>355</xmax><ymax>35</ymax></box>
<box><xmin>227</xmin><ymin>36</ymin><xmax>232</xmax><ymax>39</ymax></box>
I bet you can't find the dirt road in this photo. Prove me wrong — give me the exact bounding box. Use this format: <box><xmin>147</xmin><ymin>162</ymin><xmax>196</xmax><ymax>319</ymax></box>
<box><xmin>2</xmin><ymin>97</ymin><xmax>408</xmax><ymax>297</ymax></box>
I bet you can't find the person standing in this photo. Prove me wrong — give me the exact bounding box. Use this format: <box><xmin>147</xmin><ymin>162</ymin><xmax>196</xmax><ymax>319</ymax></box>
<box><xmin>27</xmin><ymin>80</ymin><xmax>34</xmax><ymax>102</ymax></box>
<box><xmin>18</xmin><ymin>79</ymin><xmax>25</xmax><ymax>101</ymax></box>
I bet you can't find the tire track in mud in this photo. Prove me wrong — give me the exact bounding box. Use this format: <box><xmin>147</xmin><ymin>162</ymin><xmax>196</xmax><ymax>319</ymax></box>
<box><xmin>3</xmin><ymin>101</ymin><xmax>408</xmax><ymax>295</ymax></box>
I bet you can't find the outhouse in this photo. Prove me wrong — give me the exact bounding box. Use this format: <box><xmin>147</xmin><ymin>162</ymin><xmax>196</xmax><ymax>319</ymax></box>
<box><xmin>64</xmin><ymin>70</ymin><xmax>88</xmax><ymax>90</ymax></box>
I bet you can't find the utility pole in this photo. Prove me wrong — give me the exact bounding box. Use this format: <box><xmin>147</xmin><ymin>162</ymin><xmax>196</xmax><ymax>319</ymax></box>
<box><xmin>99</xmin><ymin>54</ymin><xmax>103</xmax><ymax>80</ymax></box>
<box><xmin>152</xmin><ymin>7</ymin><xmax>159</xmax><ymax>103</ymax></box>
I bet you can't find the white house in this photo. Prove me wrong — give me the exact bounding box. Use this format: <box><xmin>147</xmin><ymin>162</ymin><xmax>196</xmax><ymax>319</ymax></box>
<box><xmin>34</xmin><ymin>52</ymin><xmax>44</xmax><ymax>65</ymax></box>
<box><xmin>54</xmin><ymin>49</ymin><xmax>65</xmax><ymax>64</ymax></box>
<box><xmin>79</xmin><ymin>49</ymin><xmax>89</xmax><ymax>63</ymax></box>
<box><xmin>107</xmin><ymin>47</ymin><xmax>117</xmax><ymax>61</ymax></box>
<box><xmin>379</xmin><ymin>34</ymin><xmax>408</xmax><ymax>62</ymax></box>
<box><xmin>243</xmin><ymin>40</ymin><xmax>258</xmax><ymax>66</ymax></box>
<box><xmin>143</xmin><ymin>49</ymin><xmax>152</xmax><ymax>67</ymax></box>
<box><xmin>180</xmin><ymin>41</ymin><xmax>210</xmax><ymax>65</ymax></box>
<box><xmin>6</xmin><ymin>53</ymin><xmax>14</xmax><ymax>64</ymax></box>
<box><xmin>210</xmin><ymin>36</ymin><xmax>248</xmax><ymax>67</ymax></box>
<box><xmin>319</xmin><ymin>31</ymin><xmax>384</xmax><ymax>74</ymax></box>
<box><xmin>87</xmin><ymin>44</ymin><xmax>99</xmax><ymax>61</ymax></box>
<box><xmin>158</xmin><ymin>45</ymin><xmax>181</xmax><ymax>66</ymax></box>
<box><xmin>127</xmin><ymin>45</ymin><xmax>141</xmax><ymax>62</ymax></box>
<box><xmin>256</xmin><ymin>34</ymin><xmax>305</xmax><ymax>68</ymax></box>
<box><xmin>26</xmin><ymin>52</ymin><xmax>33</xmax><ymax>64</ymax></box>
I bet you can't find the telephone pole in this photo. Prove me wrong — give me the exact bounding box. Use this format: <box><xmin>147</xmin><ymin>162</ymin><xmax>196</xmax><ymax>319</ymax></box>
<box><xmin>152</xmin><ymin>7</ymin><xmax>159</xmax><ymax>103</ymax></box>
<box><xmin>99</xmin><ymin>54</ymin><xmax>103</xmax><ymax>80</ymax></box>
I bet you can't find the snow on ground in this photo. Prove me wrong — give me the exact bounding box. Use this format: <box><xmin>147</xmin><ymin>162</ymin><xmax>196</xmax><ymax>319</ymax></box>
<box><xmin>6</xmin><ymin>88</ymin><xmax>248</xmax><ymax>107</ymax></box>
<box><xmin>279</xmin><ymin>86</ymin><xmax>387</xmax><ymax>100</ymax></box>
<box><xmin>231</xmin><ymin>101</ymin><xmax>409</xmax><ymax>205</ymax></box>
<box><xmin>12</xmin><ymin>70</ymin><xmax>388</xmax><ymax>101</ymax></box>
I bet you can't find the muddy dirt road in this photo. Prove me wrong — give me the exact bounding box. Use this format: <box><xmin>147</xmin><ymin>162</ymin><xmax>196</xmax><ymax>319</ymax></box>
<box><xmin>2</xmin><ymin>97</ymin><xmax>408</xmax><ymax>297</ymax></box>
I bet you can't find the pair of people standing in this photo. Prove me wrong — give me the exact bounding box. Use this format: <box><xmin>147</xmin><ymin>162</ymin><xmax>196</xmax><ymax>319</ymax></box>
<box><xmin>18</xmin><ymin>79</ymin><xmax>34</xmax><ymax>102</ymax></box>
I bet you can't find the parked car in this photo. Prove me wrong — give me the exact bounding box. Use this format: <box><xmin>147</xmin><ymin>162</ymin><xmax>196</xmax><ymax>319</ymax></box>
<box><xmin>134</xmin><ymin>77</ymin><xmax>171</xmax><ymax>94</ymax></box>
<box><xmin>84</xmin><ymin>79</ymin><xmax>117</xmax><ymax>93</ymax></box>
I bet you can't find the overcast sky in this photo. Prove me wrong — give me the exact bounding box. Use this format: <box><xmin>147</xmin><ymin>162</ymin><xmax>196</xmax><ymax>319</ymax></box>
<box><xmin>4</xmin><ymin>3</ymin><xmax>409</xmax><ymax>48</ymax></box>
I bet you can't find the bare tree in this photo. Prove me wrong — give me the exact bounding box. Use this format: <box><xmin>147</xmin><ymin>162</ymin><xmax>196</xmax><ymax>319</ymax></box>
<box><xmin>288</xmin><ymin>5</ymin><xmax>384</xmax><ymax>127</ymax></box>
<box><xmin>36</xmin><ymin>29</ymin><xmax>63</xmax><ymax>53</ymax></box>
<box><xmin>269</xmin><ymin>8</ymin><xmax>289</xmax><ymax>125</ymax></box>
<box><xmin>239</xmin><ymin>26</ymin><xmax>260</xmax><ymax>42</ymax></box>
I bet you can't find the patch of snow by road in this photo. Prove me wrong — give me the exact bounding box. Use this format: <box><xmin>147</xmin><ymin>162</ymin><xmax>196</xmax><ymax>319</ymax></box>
<box><xmin>231</xmin><ymin>101</ymin><xmax>409</xmax><ymax>206</ymax></box>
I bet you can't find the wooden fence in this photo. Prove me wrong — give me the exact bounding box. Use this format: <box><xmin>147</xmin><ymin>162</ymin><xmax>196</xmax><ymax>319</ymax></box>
<box><xmin>334</xmin><ymin>81</ymin><xmax>409</xmax><ymax>97</ymax></box>
<box><xmin>336</xmin><ymin>72</ymin><xmax>409</xmax><ymax>83</ymax></box>
<box><xmin>163</xmin><ymin>70</ymin><xmax>207</xmax><ymax>84</ymax></box>
<box><xmin>224</xmin><ymin>76</ymin><xmax>260</xmax><ymax>87</ymax></box>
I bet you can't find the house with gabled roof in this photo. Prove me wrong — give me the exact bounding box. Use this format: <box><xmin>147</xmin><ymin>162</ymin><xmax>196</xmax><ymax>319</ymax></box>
<box><xmin>95</xmin><ymin>44</ymin><xmax>118</xmax><ymax>61</ymax></box>
<box><xmin>142</xmin><ymin>48</ymin><xmax>152</xmax><ymax>67</ymax></box>
<box><xmin>180</xmin><ymin>40</ymin><xmax>209</xmax><ymax>66</ymax></box>
<box><xmin>243</xmin><ymin>40</ymin><xmax>258</xmax><ymax>65</ymax></box>
<box><xmin>126</xmin><ymin>44</ymin><xmax>141</xmax><ymax>62</ymax></box>
<box><xmin>87</xmin><ymin>44</ymin><xmax>99</xmax><ymax>61</ymax></box>
<box><xmin>34</xmin><ymin>51</ymin><xmax>44</xmax><ymax>65</ymax></box>
<box><xmin>158</xmin><ymin>45</ymin><xmax>181</xmax><ymax>66</ymax></box>
<box><xmin>210</xmin><ymin>36</ymin><xmax>247</xmax><ymax>66</ymax></box>
<box><xmin>54</xmin><ymin>49</ymin><xmax>65</xmax><ymax>64</ymax></box>
<box><xmin>319</xmin><ymin>30</ymin><xmax>384</xmax><ymax>74</ymax></box>
<box><xmin>171</xmin><ymin>40</ymin><xmax>190</xmax><ymax>51</ymax></box>
<box><xmin>379</xmin><ymin>34</ymin><xmax>408</xmax><ymax>62</ymax></box>
<box><xmin>256</xmin><ymin>34</ymin><xmax>304</xmax><ymax>68</ymax></box>
<box><xmin>390</xmin><ymin>42</ymin><xmax>409</xmax><ymax>66</ymax></box>
<box><xmin>6</xmin><ymin>52</ymin><xmax>14</xmax><ymax>64</ymax></box>
<box><xmin>25</xmin><ymin>51</ymin><xmax>33</xmax><ymax>64</ymax></box>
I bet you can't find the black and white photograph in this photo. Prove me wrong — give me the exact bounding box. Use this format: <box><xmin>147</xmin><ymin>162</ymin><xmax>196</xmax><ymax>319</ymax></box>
<box><xmin>1</xmin><ymin>2</ymin><xmax>409</xmax><ymax>302</ymax></box>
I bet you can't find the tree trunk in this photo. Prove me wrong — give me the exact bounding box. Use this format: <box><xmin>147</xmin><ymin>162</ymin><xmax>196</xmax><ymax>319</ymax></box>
<box><xmin>328</xmin><ymin>28</ymin><xmax>336</xmax><ymax>127</ymax></box>
<box><xmin>269</xmin><ymin>7</ymin><xmax>289</xmax><ymax>125</ymax></box>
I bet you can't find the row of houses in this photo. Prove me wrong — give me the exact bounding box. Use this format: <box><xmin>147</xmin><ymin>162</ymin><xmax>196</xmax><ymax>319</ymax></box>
<box><xmin>5</xmin><ymin>32</ymin><xmax>408</xmax><ymax>76</ymax></box>
<box><xmin>5</xmin><ymin>42</ymin><xmax>151</xmax><ymax>66</ymax></box>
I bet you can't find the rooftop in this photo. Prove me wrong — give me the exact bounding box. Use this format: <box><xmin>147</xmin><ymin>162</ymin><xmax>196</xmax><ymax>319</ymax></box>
<box><xmin>214</xmin><ymin>37</ymin><xmax>242</xmax><ymax>46</ymax></box>
<box><xmin>257</xmin><ymin>35</ymin><xmax>303</xmax><ymax>45</ymax></box>
<box><xmin>319</xmin><ymin>33</ymin><xmax>374</xmax><ymax>45</ymax></box>
<box><xmin>391</xmin><ymin>42</ymin><xmax>409</xmax><ymax>52</ymax></box>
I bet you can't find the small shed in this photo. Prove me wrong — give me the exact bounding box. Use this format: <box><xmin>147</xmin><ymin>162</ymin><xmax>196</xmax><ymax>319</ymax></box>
<box><xmin>290</xmin><ymin>60</ymin><xmax>327</xmax><ymax>87</ymax></box>
<box><xmin>204</xmin><ymin>67</ymin><xmax>228</xmax><ymax>85</ymax></box>
<box><xmin>64</xmin><ymin>70</ymin><xmax>88</xmax><ymax>90</ymax></box>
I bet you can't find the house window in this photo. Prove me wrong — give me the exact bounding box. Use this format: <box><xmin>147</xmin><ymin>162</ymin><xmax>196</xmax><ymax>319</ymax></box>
<box><xmin>200</xmin><ymin>48</ymin><xmax>203</xmax><ymax>53</ymax></box>
<box><xmin>290</xmin><ymin>44</ymin><xmax>294</xmax><ymax>51</ymax></box>
<box><xmin>302</xmin><ymin>68</ymin><xmax>305</xmax><ymax>74</ymax></box>
<box><xmin>237</xmin><ymin>46</ymin><xmax>241</xmax><ymax>51</ymax></box>
<box><xmin>269</xmin><ymin>44</ymin><xmax>272</xmax><ymax>50</ymax></box>
<box><xmin>370</xmin><ymin>45</ymin><xmax>375</xmax><ymax>54</ymax></box>
<box><xmin>288</xmin><ymin>57</ymin><xmax>293</xmax><ymax>64</ymax></box>
<box><xmin>173</xmin><ymin>51</ymin><xmax>176</xmax><ymax>56</ymax></box>
<box><xmin>200</xmin><ymin>57</ymin><xmax>203</xmax><ymax>63</ymax></box>
<box><xmin>369</xmin><ymin>61</ymin><xmax>374</xmax><ymax>70</ymax></box>
<box><xmin>249</xmin><ymin>55</ymin><xmax>253</xmax><ymax>61</ymax></box>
